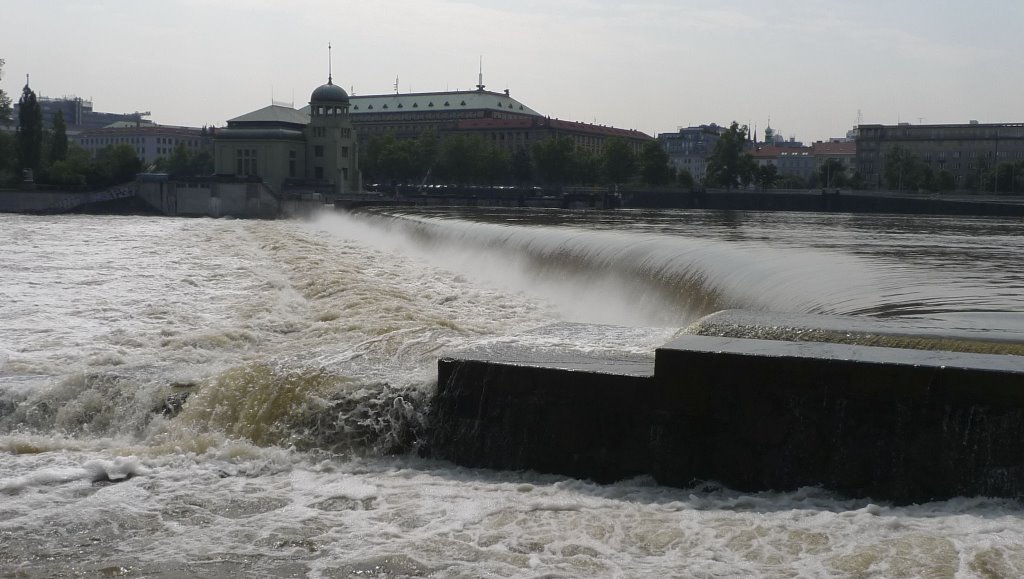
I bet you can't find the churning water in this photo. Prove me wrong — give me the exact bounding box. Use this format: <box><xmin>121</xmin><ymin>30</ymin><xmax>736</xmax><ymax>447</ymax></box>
<box><xmin>2</xmin><ymin>209</ymin><xmax>1023</xmax><ymax>577</ymax></box>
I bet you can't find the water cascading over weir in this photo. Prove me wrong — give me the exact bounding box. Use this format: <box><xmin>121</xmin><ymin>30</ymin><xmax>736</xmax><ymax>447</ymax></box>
<box><xmin>424</xmin><ymin>311</ymin><xmax>1024</xmax><ymax>504</ymax></box>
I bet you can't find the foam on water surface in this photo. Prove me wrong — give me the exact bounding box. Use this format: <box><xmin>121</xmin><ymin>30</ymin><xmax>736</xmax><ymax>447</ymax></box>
<box><xmin>2</xmin><ymin>210</ymin><xmax>1024</xmax><ymax>576</ymax></box>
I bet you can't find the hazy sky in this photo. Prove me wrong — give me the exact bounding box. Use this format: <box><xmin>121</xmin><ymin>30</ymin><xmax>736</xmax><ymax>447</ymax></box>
<box><xmin>2</xmin><ymin>0</ymin><xmax>1020</xmax><ymax>142</ymax></box>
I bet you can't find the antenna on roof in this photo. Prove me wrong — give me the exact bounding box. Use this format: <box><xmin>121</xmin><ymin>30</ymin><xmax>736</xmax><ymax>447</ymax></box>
<box><xmin>476</xmin><ymin>56</ymin><xmax>485</xmax><ymax>92</ymax></box>
<box><xmin>394</xmin><ymin>75</ymin><xmax>399</xmax><ymax>94</ymax></box>
<box><xmin>328</xmin><ymin>42</ymin><xmax>333</xmax><ymax>84</ymax></box>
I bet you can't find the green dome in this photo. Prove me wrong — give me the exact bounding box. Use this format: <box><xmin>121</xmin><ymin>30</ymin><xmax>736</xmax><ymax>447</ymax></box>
<box><xmin>311</xmin><ymin>80</ymin><xmax>349</xmax><ymax>104</ymax></box>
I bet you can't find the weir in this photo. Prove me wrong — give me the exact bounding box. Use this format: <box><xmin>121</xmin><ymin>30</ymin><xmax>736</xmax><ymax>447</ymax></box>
<box><xmin>426</xmin><ymin>311</ymin><xmax>1024</xmax><ymax>504</ymax></box>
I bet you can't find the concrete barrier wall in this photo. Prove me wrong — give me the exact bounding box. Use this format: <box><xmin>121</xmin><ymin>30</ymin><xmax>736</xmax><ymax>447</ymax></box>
<box><xmin>620</xmin><ymin>190</ymin><xmax>1024</xmax><ymax>216</ymax></box>
<box><xmin>137</xmin><ymin>181</ymin><xmax>280</xmax><ymax>218</ymax></box>
<box><xmin>429</xmin><ymin>359</ymin><xmax>655</xmax><ymax>483</ymax></box>
<box><xmin>427</xmin><ymin>326</ymin><xmax>1024</xmax><ymax>503</ymax></box>
<box><xmin>0</xmin><ymin>186</ymin><xmax>136</xmax><ymax>214</ymax></box>
<box><xmin>652</xmin><ymin>336</ymin><xmax>1024</xmax><ymax>503</ymax></box>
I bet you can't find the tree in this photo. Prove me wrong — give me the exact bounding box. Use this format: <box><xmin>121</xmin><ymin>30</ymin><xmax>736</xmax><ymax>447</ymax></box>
<box><xmin>50</xmin><ymin>109</ymin><xmax>68</xmax><ymax>163</ymax></box>
<box><xmin>756</xmin><ymin>163</ymin><xmax>779</xmax><ymax>190</ymax></box>
<box><xmin>601</xmin><ymin>137</ymin><xmax>636</xmax><ymax>185</ymax></box>
<box><xmin>882</xmin><ymin>145</ymin><xmax>922</xmax><ymax>192</ymax></box>
<box><xmin>511</xmin><ymin>147</ymin><xmax>533</xmax><ymax>185</ymax></box>
<box><xmin>0</xmin><ymin>131</ymin><xmax>15</xmax><ymax>182</ymax></box>
<box><xmin>95</xmin><ymin>144</ymin><xmax>142</xmax><ymax>185</ymax></box>
<box><xmin>532</xmin><ymin>136</ymin><xmax>575</xmax><ymax>187</ymax></box>
<box><xmin>983</xmin><ymin>161</ymin><xmax>1024</xmax><ymax>195</ymax></box>
<box><xmin>705</xmin><ymin>122</ymin><xmax>755</xmax><ymax>189</ymax></box>
<box><xmin>639</xmin><ymin>141</ymin><xmax>674</xmax><ymax>186</ymax></box>
<box><xmin>572</xmin><ymin>148</ymin><xmax>601</xmax><ymax>185</ymax></box>
<box><xmin>818</xmin><ymin>158</ymin><xmax>846</xmax><ymax>188</ymax></box>
<box><xmin>0</xmin><ymin>59</ymin><xmax>12</xmax><ymax>126</ymax></box>
<box><xmin>47</xmin><ymin>144</ymin><xmax>92</xmax><ymax>188</ymax></box>
<box><xmin>677</xmin><ymin>167</ymin><xmax>695</xmax><ymax>189</ymax></box>
<box><xmin>478</xmin><ymin>144</ymin><xmax>510</xmax><ymax>185</ymax></box>
<box><xmin>935</xmin><ymin>170</ymin><xmax>955</xmax><ymax>192</ymax></box>
<box><xmin>16</xmin><ymin>83</ymin><xmax>43</xmax><ymax>173</ymax></box>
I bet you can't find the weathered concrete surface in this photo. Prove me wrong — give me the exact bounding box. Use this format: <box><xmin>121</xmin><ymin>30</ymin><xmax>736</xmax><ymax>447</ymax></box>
<box><xmin>0</xmin><ymin>186</ymin><xmax>137</xmax><ymax>214</ymax></box>
<box><xmin>620</xmin><ymin>189</ymin><xmax>1024</xmax><ymax>217</ymax></box>
<box><xmin>427</xmin><ymin>316</ymin><xmax>1024</xmax><ymax>503</ymax></box>
<box><xmin>652</xmin><ymin>335</ymin><xmax>1024</xmax><ymax>503</ymax></box>
<box><xmin>425</xmin><ymin>324</ymin><xmax>660</xmax><ymax>483</ymax></box>
<box><xmin>137</xmin><ymin>180</ymin><xmax>281</xmax><ymax>218</ymax></box>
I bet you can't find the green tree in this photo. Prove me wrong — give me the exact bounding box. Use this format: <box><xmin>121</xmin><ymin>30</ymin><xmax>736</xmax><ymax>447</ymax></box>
<box><xmin>378</xmin><ymin>138</ymin><xmax>417</xmax><ymax>183</ymax></box>
<box><xmin>95</xmin><ymin>144</ymin><xmax>142</xmax><ymax>185</ymax></box>
<box><xmin>756</xmin><ymin>163</ymin><xmax>779</xmax><ymax>190</ymax></box>
<box><xmin>532</xmin><ymin>136</ymin><xmax>575</xmax><ymax>187</ymax></box>
<box><xmin>16</xmin><ymin>83</ymin><xmax>43</xmax><ymax>172</ymax></box>
<box><xmin>0</xmin><ymin>131</ymin><xmax>15</xmax><ymax>182</ymax></box>
<box><xmin>511</xmin><ymin>147</ymin><xmax>533</xmax><ymax>185</ymax></box>
<box><xmin>572</xmin><ymin>148</ymin><xmax>601</xmax><ymax>185</ymax></box>
<box><xmin>47</xmin><ymin>144</ymin><xmax>92</xmax><ymax>188</ymax></box>
<box><xmin>0</xmin><ymin>59</ymin><xmax>12</xmax><ymax>126</ymax></box>
<box><xmin>166</xmin><ymin>143</ymin><xmax>192</xmax><ymax>177</ymax></box>
<box><xmin>639</xmin><ymin>141</ymin><xmax>674</xmax><ymax>186</ymax></box>
<box><xmin>818</xmin><ymin>158</ymin><xmax>846</xmax><ymax>188</ymax></box>
<box><xmin>935</xmin><ymin>169</ymin><xmax>955</xmax><ymax>192</ymax></box>
<box><xmin>479</xmin><ymin>146</ymin><xmax>510</xmax><ymax>185</ymax></box>
<box><xmin>882</xmin><ymin>145</ymin><xmax>922</xmax><ymax>192</ymax></box>
<box><xmin>677</xmin><ymin>167</ymin><xmax>695</xmax><ymax>189</ymax></box>
<box><xmin>983</xmin><ymin>161</ymin><xmax>1024</xmax><ymax>194</ymax></box>
<box><xmin>436</xmin><ymin>134</ymin><xmax>487</xmax><ymax>184</ymax></box>
<box><xmin>415</xmin><ymin>129</ymin><xmax>440</xmax><ymax>181</ymax></box>
<box><xmin>705</xmin><ymin>122</ymin><xmax>755</xmax><ymax>189</ymax></box>
<box><xmin>602</xmin><ymin>137</ymin><xmax>636</xmax><ymax>185</ymax></box>
<box><xmin>190</xmin><ymin>150</ymin><xmax>214</xmax><ymax>176</ymax></box>
<box><xmin>50</xmin><ymin>109</ymin><xmax>68</xmax><ymax>163</ymax></box>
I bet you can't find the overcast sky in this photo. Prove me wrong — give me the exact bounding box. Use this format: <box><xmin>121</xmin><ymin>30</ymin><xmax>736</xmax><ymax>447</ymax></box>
<box><xmin>2</xmin><ymin>0</ymin><xmax>1020</xmax><ymax>142</ymax></box>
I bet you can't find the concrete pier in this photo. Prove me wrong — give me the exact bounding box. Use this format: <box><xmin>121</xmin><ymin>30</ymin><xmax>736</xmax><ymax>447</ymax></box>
<box><xmin>426</xmin><ymin>313</ymin><xmax>1024</xmax><ymax>503</ymax></box>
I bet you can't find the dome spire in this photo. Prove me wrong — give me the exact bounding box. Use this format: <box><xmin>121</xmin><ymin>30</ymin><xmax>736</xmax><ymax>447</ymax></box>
<box><xmin>327</xmin><ymin>42</ymin><xmax>333</xmax><ymax>85</ymax></box>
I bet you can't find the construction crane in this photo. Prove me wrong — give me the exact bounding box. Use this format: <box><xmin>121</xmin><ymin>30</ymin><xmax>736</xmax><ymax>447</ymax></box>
<box><xmin>124</xmin><ymin>111</ymin><xmax>151</xmax><ymax>127</ymax></box>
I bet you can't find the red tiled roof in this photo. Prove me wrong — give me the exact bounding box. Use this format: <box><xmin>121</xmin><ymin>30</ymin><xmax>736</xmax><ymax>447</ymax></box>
<box><xmin>811</xmin><ymin>141</ymin><xmax>856</xmax><ymax>155</ymax></box>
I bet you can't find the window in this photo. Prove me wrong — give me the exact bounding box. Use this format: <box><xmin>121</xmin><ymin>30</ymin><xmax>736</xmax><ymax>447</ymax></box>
<box><xmin>315</xmin><ymin>166</ymin><xmax>324</xmax><ymax>180</ymax></box>
<box><xmin>314</xmin><ymin>145</ymin><xmax>324</xmax><ymax>158</ymax></box>
<box><xmin>289</xmin><ymin>151</ymin><xmax>297</xmax><ymax>177</ymax></box>
<box><xmin>341</xmin><ymin>146</ymin><xmax>349</xmax><ymax>158</ymax></box>
<box><xmin>236</xmin><ymin>148</ymin><xmax>257</xmax><ymax>175</ymax></box>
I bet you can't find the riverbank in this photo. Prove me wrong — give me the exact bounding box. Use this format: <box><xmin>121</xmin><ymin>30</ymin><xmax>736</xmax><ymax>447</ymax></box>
<box><xmin>335</xmin><ymin>187</ymin><xmax>1024</xmax><ymax>217</ymax></box>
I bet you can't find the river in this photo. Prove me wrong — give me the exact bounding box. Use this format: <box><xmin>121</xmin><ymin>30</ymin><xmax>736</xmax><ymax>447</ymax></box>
<box><xmin>1</xmin><ymin>208</ymin><xmax>1023</xmax><ymax>577</ymax></box>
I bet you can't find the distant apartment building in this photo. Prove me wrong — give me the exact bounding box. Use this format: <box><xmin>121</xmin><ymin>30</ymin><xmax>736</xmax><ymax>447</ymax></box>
<box><xmin>76</xmin><ymin>125</ymin><xmax>213</xmax><ymax>166</ymax></box>
<box><xmin>657</xmin><ymin>124</ymin><xmax>724</xmax><ymax>182</ymax></box>
<box><xmin>856</xmin><ymin>122</ymin><xmax>1024</xmax><ymax>190</ymax></box>
<box><xmin>811</xmin><ymin>141</ymin><xmax>857</xmax><ymax>183</ymax></box>
<box><xmin>750</xmin><ymin>145</ymin><xmax>817</xmax><ymax>184</ymax></box>
<box><xmin>13</xmin><ymin>94</ymin><xmax>151</xmax><ymax>132</ymax></box>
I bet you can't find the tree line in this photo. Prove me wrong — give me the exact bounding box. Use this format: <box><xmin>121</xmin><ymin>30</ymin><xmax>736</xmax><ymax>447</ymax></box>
<box><xmin>0</xmin><ymin>64</ymin><xmax>210</xmax><ymax>190</ymax></box>
<box><xmin>359</xmin><ymin>129</ymin><xmax>688</xmax><ymax>190</ymax></box>
<box><xmin>881</xmin><ymin>144</ymin><xmax>1023</xmax><ymax>194</ymax></box>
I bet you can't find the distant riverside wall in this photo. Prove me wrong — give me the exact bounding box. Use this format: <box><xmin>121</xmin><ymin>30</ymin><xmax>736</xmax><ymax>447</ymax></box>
<box><xmin>621</xmin><ymin>189</ymin><xmax>1024</xmax><ymax>216</ymax></box>
<box><xmin>336</xmin><ymin>187</ymin><xmax>1024</xmax><ymax>217</ymax></box>
<box><xmin>0</xmin><ymin>179</ymin><xmax>322</xmax><ymax>219</ymax></box>
<box><xmin>0</xmin><ymin>186</ymin><xmax>137</xmax><ymax>214</ymax></box>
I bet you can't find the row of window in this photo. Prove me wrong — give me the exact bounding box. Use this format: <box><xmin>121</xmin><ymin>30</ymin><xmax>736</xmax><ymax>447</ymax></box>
<box><xmin>80</xmin><ymin>136</ymin><xmax>201</xmax><ymax>147</ymax></box>
<box><xmin>357</xmin><ymin>111</ymin><xmax>488</xmax><ymax>123</ymax></box>
<box><xmin>310</xmin><ymin>127</ymin><xmax>354</xmax><ymax>138</ymax></box>
<box><xmin>311</xmin><ymin>105</ymin><xmax>348</xmax><ymax>117</ymax></box>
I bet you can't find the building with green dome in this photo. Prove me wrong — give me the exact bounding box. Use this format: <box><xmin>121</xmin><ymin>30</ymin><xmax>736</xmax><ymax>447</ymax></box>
<box><xmin>213</xmin><ymin>76</ymin><xmax>360</xmax><ymax>198</ymax></box>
